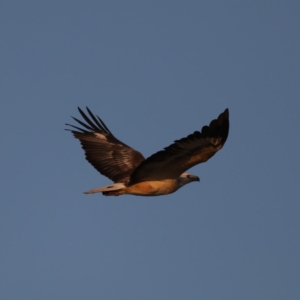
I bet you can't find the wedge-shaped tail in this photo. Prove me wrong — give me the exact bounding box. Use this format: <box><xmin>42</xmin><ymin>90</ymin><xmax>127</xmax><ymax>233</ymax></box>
<box><xmin>84</xmin><ymin>183</ymin><xmax>125</xmax><ymax>194</ymax></box>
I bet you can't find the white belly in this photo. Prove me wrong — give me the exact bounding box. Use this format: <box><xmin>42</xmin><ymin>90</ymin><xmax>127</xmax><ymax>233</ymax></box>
<box><xmin>125</xmin><ymin>179</ymin><xmax>179</xmax><ymax>196</ymax></box>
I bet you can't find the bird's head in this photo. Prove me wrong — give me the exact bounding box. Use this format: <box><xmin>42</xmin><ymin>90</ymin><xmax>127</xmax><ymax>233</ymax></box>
<box><xmin>178</xmin><ymin>173</ymin><xmax>200</xmax><ymax>186</ymax></box>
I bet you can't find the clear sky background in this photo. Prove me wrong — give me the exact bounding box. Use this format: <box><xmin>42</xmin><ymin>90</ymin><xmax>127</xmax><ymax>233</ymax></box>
<box><xmin>1</xmin><ymin>1</ymin><xmax>299</xmax><ymax>299</ymax></box>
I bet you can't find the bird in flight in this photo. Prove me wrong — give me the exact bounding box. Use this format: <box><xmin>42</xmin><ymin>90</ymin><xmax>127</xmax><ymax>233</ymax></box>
<box><xmin>66</xmin><ymin>107</ymin><xmax>229</xmax><ymax>196</ymax></box>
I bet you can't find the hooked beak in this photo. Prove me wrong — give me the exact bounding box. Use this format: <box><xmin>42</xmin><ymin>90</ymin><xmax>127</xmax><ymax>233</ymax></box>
<box><xmin>190</xmin><ymin>175</ymin><xmax>200</xmax><ymax>182</ymax></box>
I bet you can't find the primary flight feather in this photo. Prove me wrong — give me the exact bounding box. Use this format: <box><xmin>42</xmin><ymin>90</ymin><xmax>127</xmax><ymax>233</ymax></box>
<box><xmin>66</xmin><ymin>107</ymin><xmax>229</xmax><ymax>196</ymax></box>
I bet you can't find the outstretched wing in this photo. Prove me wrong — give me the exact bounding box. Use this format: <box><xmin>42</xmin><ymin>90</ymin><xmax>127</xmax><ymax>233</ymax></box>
<box><xmin>66</xmin><ymin>107</ymin><xmax>145</xmax><ymax>184</ymax></box>
<box><xmin>129</xmin><ymin>109</ymin><xmax>229</xmax><ymax>184</ymax></box>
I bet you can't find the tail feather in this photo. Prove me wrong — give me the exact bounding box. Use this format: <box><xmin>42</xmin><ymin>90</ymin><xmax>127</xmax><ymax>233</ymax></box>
<box><xmin>84</xmin><ymin>183</ymin><xmax>125</xmax><ymax>194</ymax></box>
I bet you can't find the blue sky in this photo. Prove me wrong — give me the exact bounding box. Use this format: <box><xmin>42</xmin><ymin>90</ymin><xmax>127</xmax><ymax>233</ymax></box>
<box><xmin>1</xmin><ymin>1</ymin><xmax>299</xmax><ymax>299</ymax></box>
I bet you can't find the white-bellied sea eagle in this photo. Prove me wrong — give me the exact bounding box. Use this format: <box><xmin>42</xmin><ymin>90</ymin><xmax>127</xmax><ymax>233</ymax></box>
<box><xmin>66</xmin><ymin>107</ymin><xmax>229</xmax><ymax>196</ymax></box>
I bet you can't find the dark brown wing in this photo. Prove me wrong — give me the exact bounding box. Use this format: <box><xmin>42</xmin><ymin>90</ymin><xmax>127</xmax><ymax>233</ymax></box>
<box><xmin>129</xmin><ymin>109</ymin><xmax>229</xmax><ymax>184</ymax></box>
<box><xmin>66</xmin><ymin>107</ymin><xmax>145</xmax><ymax>184</ymax></box>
